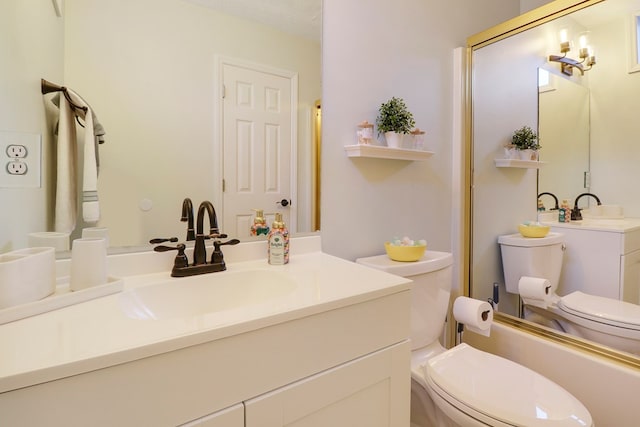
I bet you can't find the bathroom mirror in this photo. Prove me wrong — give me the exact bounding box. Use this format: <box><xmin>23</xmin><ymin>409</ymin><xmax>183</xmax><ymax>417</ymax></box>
<box><xmin>468</xmin><ymin>0</ymin><xmax>640</xmax><ymax>366</ymax></box>
<box><xmin>0</xmin><ymin>0</ymin><xmax>321</xmax><ymax>253</ymax></box>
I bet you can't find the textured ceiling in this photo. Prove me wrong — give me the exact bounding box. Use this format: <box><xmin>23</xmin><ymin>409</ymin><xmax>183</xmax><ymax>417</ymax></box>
<box><xmin>183</xmin><ymin>0</ymin><xmax>321</xmax><ymax>41</ymax></box>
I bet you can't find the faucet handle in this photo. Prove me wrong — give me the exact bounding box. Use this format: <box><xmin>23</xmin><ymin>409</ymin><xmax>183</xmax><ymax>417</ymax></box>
<box><xmin>211</xmin><ymin>239</ymin><xmax>240</xmax><ymax>264</ymax></box>
<box><xmin>149</xmin><ymin>237</ymin><xmax>179</xmax><ymax>245</ymax></box>
<box><xmin>153</xmin><ymin>243</ymin><xmax>189</xmax><ymax>269</ymax></box>
<box><xmin>217</xmin><ymin>238</ymin><xmax>240</xmax><ymax>247</ymax></box>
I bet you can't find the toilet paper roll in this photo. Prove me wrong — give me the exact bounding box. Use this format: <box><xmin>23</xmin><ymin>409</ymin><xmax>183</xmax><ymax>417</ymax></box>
<box><xmin>518</xmin><ymin>276</ymin><xmax>553</xmax><ymax>308</ymax></box>
<box><xmin>453</xmin><ymin>296</ymin><xmax>493</xmax><ymax>337</ymax></box>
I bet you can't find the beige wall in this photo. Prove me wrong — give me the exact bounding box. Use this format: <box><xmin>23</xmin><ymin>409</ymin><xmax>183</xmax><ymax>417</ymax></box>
<box><xmin>520</xmin><ymin>0</ymin><xmax>555</xmax><ymax>13</ymax></box>
<box><xmin>589</xmin><ymin>15</ymin><xmax>640</xmax><ymax>216</ymax></box>
<box><xmin>0</xmin><ymin>1</ymin><xmax>63</xmax><ymax>252</ymax></box>
<box><xmin>465</xmin><ymin>322</ymin><xmax>640</xmax><ymax>426</ymax></box>
<box><xmin>538</xmin><ymin>74</ymin><xmax>590</xmax><ymax>203</ymax></box>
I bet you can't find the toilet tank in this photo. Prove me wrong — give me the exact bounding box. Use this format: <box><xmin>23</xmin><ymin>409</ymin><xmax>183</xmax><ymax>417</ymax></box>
<box><xmin>356</xmin><ymin>251</ymin><xmax>453</xmax><ymax>351</ymax></box>
<box><xmin>498</xmin><ymin>232</ymin><xmax>564</xmax><ymax>294</ymax></box>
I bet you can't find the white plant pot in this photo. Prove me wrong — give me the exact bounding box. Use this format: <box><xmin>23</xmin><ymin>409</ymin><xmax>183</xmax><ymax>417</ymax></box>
<box><xmin>518</xmin><ymin>149</ymin><xmax>535</xmax><ymax>160</ymax></box>
<box><xmin>504</xmin><ymin>147</ymin><xmax>518</xmax><ymax>159</ymax></box>
<box><xmin>385</xmin><ymin>131</ymin><xmax>404</xmax><ymax>148</ymax></box>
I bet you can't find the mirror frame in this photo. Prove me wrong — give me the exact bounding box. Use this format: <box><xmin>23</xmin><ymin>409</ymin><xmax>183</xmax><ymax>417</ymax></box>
<box><xmin>464</xmin><ymin>0</ymin><xmax>640</xmax><ymax>369</ymax></box>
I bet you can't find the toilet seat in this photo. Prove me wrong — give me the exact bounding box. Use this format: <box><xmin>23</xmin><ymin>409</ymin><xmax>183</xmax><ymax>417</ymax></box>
<box><xmin>424</xmin><ymin>344</ymin><xmax>592</xmax><ymax>427</ymax></box>
<box><xmin>558</xmin><ymin>291</ymin><xmax>640</xmax><ymax>334</ymax></box>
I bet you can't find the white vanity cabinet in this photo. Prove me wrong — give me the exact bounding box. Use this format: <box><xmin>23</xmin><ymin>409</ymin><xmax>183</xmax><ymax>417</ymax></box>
<box><xmin>181</xmin><ymin>341</ymin><xmax>408</xmax><ymax>427</ymax></box>
<box><xmin>622</xmin><ymin>248</ymin><xmax>640</xmax><ymax>304</ymax></box>
<box><xmin>550</xmin><ymin>222</ymin><xmax>640</xmax><ymax>303</ymax></box>
<box><xmin>0</xmin><ymin>287</ymin><xmax>411</xmax><ymax>427</ymax></box>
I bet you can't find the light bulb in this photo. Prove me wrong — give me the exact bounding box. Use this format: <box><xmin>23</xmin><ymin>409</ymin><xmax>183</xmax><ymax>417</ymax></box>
<box><xmin>579</xmin><ymin>34</ymin><xmax>589</xmax><ymax>49</ymax></box>
<box><xmin>559</xmin><ymin>29</ymin><xmax>571</xmax><ymax>53</ymax></box>
<box><xmin>559</xmin><ymin>29</ymin><xmax>569</xmax><ymax>43</ymax></box>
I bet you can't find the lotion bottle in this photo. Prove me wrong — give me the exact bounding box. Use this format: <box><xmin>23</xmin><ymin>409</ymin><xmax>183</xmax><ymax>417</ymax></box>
<box><xmin>268</xmin><ymin>213</ymin><xmax>289</xmax><ymax>265</ymax></box>
<box><xmin>559</xmin><ymin>199</ymin><xmax>571</xmax><ymax>223</ymax></box>
<box><xmin>250</xmin><ymin>209</ymin><xmax>270</xmax><ymax>236</ymax></box>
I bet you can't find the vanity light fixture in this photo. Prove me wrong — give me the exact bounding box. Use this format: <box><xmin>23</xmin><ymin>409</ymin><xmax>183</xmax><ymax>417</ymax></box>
<box><xmin>548</xmin><ymin>30</ymin><xmax>596</xmax><ymax>76</ymax></box>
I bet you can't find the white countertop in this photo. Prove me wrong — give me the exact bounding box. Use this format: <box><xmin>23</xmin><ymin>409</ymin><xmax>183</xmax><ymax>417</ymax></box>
<box><xmin>542</xmin><ymin>218</ymin><xmax>640</xmax><ymax>233</ymax></box>
<box><xmin>0</xmin><ymin>236</ymin><xmax>410</xmax><ymax>393</ymax></box>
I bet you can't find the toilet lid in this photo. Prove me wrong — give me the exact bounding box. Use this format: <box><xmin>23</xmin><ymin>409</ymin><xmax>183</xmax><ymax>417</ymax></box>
<box><xmin>559</xmin><ymin>291</ymin><xmax>640</xmax><ymax>330</ymax></box>
<box><xmin>498</xmin><ymin>232</ymin><xmax>564</xmax><ymax>247</ymax></box>
<box><xmin>425</xmin><ymin>344</ymin><xmax>592</xmax><ymax>426</ymax></box>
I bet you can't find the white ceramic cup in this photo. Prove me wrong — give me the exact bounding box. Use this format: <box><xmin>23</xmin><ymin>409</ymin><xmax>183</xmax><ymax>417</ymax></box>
<box><xmin>82</xmin><ymin>227</ymin><xmax>110</xmax><ymax>247</ymax></box>
<box><xmin>70</xmin><ymin>238</ymin><xmax>107</xmax><ymax>291</ymax></box>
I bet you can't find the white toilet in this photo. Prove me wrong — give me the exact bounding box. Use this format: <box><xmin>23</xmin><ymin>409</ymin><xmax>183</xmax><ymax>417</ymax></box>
<box><xmin>356</xmin><ymin>251</ymin><xmax>592</xmax><ymax>427</ymax></box>
<box><xmin>499</xmin><ymin>232</ymin><xmax>640</xmax><ymax>355</ymax></box>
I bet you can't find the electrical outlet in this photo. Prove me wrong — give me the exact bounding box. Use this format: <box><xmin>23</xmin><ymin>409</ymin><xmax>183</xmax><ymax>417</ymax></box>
<box><xmin>6</xmin><ymin>144</ymin><xmax>28</xmax><ymax>158</ymax></box>
<box><xmin>0</xmin><ymin>131</ymin><xmax>41</xmax><ymax>188</ymax></box>
<box><xmin>6</xmin><ymin>160</ymin><xmax>28</xmax><ymax>175</ymax></box>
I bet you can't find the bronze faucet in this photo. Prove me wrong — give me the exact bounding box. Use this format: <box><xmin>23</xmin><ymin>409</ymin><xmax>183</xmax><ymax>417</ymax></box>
<box><xmin>151</xmin><ymin>200</ymin><xmax>239</xmax><ymax>277</ymax></box>
<box><xmin>181</xmin><ymin>198</ymin><xmax>196</xmax><ymax>241</ymax></box>
<box><xmin>572</xmin><ymin>192</ymin><xmax>602</xmax><ymax>220</ymax></box>
<box><xmin>193</xmin><ymin>200</ymin><xmax>220</xmax><ymax>265</ymax></box>
<box><xmin>537</xmin><ymin>192</ymin><xmax>559</xmax><ymax>210</ymax></box>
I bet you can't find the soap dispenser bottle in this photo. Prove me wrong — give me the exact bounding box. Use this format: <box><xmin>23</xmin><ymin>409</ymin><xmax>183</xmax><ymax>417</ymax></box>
<box><xmin>559</xmin><ymin>199</ymin><xmax>571</xmax><ymax>223</ymax></box>
<box><xmin>267</xmin><ymin>213</ymin><xmax>289</xmax><ymax>265</ymax></box>
<box><xmin>250</xmin><ymin>209</ymin><xmax>270</xmax><ymax>236</ymax></box>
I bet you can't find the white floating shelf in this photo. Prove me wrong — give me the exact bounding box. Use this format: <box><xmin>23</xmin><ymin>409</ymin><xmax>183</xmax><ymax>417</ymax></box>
<box><xmin>494</xmin><ymin>159</ymin><xmax>546</xmax><ymax>169</ymax></box>
<box><xmin>345</xmin><ymin>144</ymin><xmax>434</xmax><ymax>161</ymax></box>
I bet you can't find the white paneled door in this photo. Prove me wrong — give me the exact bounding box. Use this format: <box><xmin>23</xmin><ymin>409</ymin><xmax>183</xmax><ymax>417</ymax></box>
<box><xmin>221</xmin><ymin>61</ymin><xmax>297</xmax><ymax>238</ymax></box>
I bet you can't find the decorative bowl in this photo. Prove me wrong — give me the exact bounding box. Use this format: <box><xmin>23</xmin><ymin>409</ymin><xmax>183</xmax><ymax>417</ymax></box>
<box><xmin>518</xmin><ymin>224</ymin><xmax>550</xmax><ymax>238</ymax></box>
<box><xmin>384</xmin><ymin>242</ymin><xmax>427</xmax><ymax>262</ymax></box>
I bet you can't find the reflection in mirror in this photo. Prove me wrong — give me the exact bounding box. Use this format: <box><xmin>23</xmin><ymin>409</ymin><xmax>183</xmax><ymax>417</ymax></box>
<box><xmin>537</xmin><ymin>68</ymin><xmax>590</xmax><ymax>206</ymax></box>
<box><xmin>470</xmin><ymin>0</ymin><xmax>640</xmax><ymax>361</ymax></box>
<box><xmin>0</xmin><ymin>0</ymin><xmax>321</xmax><ymax>255</ymax></box>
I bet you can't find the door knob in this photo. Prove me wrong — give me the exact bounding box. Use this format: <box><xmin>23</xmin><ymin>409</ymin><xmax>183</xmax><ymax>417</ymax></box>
<box><xmin>277</xmin><ymin>199</ymin><xmax>291</xmax><ymax>207</ymax></box>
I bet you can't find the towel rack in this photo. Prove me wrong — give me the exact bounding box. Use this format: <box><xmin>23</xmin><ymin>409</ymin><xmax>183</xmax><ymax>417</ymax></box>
<box><xmin>41</xmin><ymin>78</ymin><xmax>88</xmax><ymax>114</ymax></box>
<box><xmin>41</xmin><ymin>78</ymin><xmax>88</xmax><ymax>128</ymax></box>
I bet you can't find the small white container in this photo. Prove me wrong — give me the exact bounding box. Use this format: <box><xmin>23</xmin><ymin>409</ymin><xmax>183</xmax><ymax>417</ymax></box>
<box><xmin>82</xmin><ymin>226</ymin><xmax>110</xmax><ymax>247</ymax></box>
<box><xmin>70</xmin><ymin>238</ymin><xmax>108</xmax><ymax>291</ymax></box>
<box><xmin>0</xmin><ymin>247</ymin><xmax>56</xmax><ymax>309</ymax></box>
<box><xmin>356</xmin><ymin>121</ymin><xmax>374</xmax><ymax>145</ymax></box>
<box><xmin>27</xmin><ymin>231</ymin><xmax>70</xmax><ymax>252</ymax></box>
<box><xmin>410</xmin><ymin>128</ymin><xmax>426</xmax><ymax>150</ymax></box>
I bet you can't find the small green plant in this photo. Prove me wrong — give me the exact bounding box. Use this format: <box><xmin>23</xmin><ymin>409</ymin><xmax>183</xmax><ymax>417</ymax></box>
<box><xmin>376</xmin><ymin>97</ymin><xmax>415</xmax><ymax>136</ymax></box>
<box><xmin>511</xmin><ymin>126</ymin><xmax>540</xmax><ymax>150</ymax></box>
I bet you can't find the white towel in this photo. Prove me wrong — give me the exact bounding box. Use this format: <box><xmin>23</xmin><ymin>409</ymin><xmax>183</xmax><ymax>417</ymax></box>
<box><xmin>54</xmin><ymin>89</ymin><xmax>101</xmax><ymax>229</ymax></box>
<box><xmin>81</xmin><ymin>105</ymin><xmax>99</xmax><ymax>223</ymax></box>
<box><xmin>54</xmin><ymin>93</ymin><xmax>78</xmax><ymax>233</ymax></box>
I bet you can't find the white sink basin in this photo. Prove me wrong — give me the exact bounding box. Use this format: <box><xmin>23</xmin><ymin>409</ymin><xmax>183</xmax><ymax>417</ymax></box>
<box><xmin>581</xmin><ymin>204</ymin><xmax>623</xmax><ymax>220</ymax></box>
<box><xmin>119</xmin><ymin>269</ymin><xmax>297</xmax><ymax>320</ymax></box>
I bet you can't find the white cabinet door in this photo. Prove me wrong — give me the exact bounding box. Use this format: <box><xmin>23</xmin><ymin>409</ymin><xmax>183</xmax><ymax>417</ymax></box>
<box><xmin>621</xmin><ymin>249</ymin><xmax>640</xmax><ymax>305</ymax></box>
<box><xmin>179</xmin><ymin>403</ymin><xmax>244</xmax><ymax>427</ymax></box>
<box><xmin>245</xmin><ymin>341</ymin><xmax>410</xmax><ymax>427</ymax></box>
<box><xmin>555</xmin><ymin>227</ymin><xmax>621</xmax><ymax>298</ymax></box>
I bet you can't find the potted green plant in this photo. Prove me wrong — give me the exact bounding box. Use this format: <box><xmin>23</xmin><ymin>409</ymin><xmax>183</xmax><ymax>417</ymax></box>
<box><xmin>376</xmin><ymin>97</ymin><xmax>415</xmax><ymax>148</ymax></box>
<box><xmin>511</xmin><ymin>125</ymin><xmax>540</xmax><ymax>160</ymax></box>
